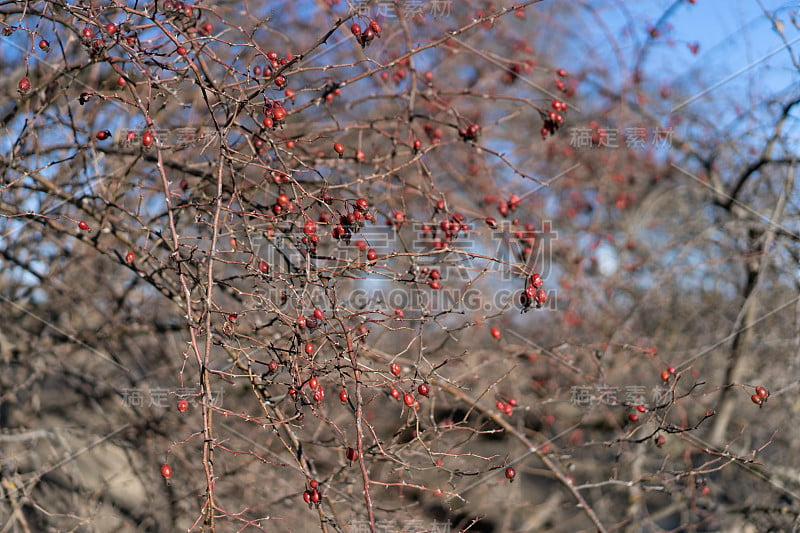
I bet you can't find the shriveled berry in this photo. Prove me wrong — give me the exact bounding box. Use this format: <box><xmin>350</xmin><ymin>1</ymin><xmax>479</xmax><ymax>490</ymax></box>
<box><xmin>535</xmin><ymin>288</ymin><xmax>547</xmax><ymax>306</ymax></box>
<box><xmin>346</xmin><ymin>447</ymin><xmax>358</xmax><ymax>463</ymax></box>
<box><xmin>313</xmin><ymin>387</ymin><xmax>324</xmax><ymax>403</ymax></box>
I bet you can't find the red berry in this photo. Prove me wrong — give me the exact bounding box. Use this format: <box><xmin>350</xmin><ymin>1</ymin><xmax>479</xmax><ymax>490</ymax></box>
<box><xmin>272</xmin><ymin>106</ymin><xmax>286</xmax><ymax>121</ymax></box>
<box><xmin>125</xmin><ymin>252</ymin><xmax>135</xmax><ymax>263</ymax></box>
<box><xmin>418</xmin><ymin>383</ymin><xmax>430</xmax><ymax>396</ymax></box>
<box><xmin>346</xmin><ymin>447</ymin><xmax>358</xmax><ymax>463</ymax></box>
<box><xmin>258</xmin><ymin>260</ymin><xmax>269</xmax><ymax>273</ymax></box>
<box><xmin>403</xmin><ymin>392</ymin><xmax>414</xmax><ymax>406</ymax></box>
<box><xmin>413</xmin><ymin>139</ymin><xmax>422</xmax><ymax>152</ymax></box>
<box><xmin>628</xmin><ymin>413</ymin><xmax>639</xmax><ymax>422</ymax></box>
<box><xmin>96</xmin><ymin>130</ymin><xmax>110</xmax><ymax>140</ymax></box>
<box><xmin>105</xmin><ymin>22</ymin><xmax>117</xmax><ymax>34</ymax></box>
<box><xmin>636</xmin><ymin>404</ymin><xmax>646</xmax><ymax>413</ymax></box>
<box><xmin>18</xmin><ymin>77</ymin><xmax>31</xmax><ymax>93</ymax></box>
<box><xmin>505</xmin><ymin>466</ymin><xmax>516</xmax><ymax>481</ymax></box>
<box><xmin>310</xmin><ymin>488</ymin><xmax>321</xmax><ymax>504</ymax></box>
<box><xmin>361</xmin><ymin>27</ymin><xmax>375</xmax><ymax>44</ymax></box>
<box><xmin>530</xmin><ymin>272</ymin><xmax>543</xmax><ymax>288</ymax></box>
<box><xmin>142</xmin><ymin>131</ymin><xmax>154</xmax><ymax>147</ymax></box>
<box><xmin>429</xmin><ymin>280</ymin><xmax>441</xmax><ymax>289</ymax></box>
<box><xmin>660</xmin><ymin>370</ymin><xmax>670</xmax><ymax>382</ymax></box>
<box><xmin>369</xmin><ymin>20</ymin><xmax>382</xmax><ymax>36</ymax></box>
<box><xmin>339</xmin><ymin>389</ymin><xmax>348</xmax><ymax>403</ymax></box>
<box><xmin>390</xmin><ymin>362</ymin><xmax>401</xmax><ymax>376</ymax></box>
<box><xmin>333</xmin><ymin>142</ymin><xmax>344</xmax><ymax>156</ymax></box>
<box><xmin>305</xmin><ymin>342</ymin><xmax>315</xmax><ymax>355</ymax></box>
<box><xmin>490</xmin><ymin>327</ymin><xmax>501</xmax><ymax>339</ymax></box>
<box><xmin>303</xmin><ymin>219</ymin><xmax>317</xmax><ymax>235</ymax></box>
<box><xmin>485</xmin><ymin>217</ymin><xmax>497</xmax><ymax>228</ymax></box>
<box><xmin>751</xmin><ymin>394</ymin><xmax>763</xmax><ymax>405</ymax></box>
<box><xmin>160</xmin><ymin>464</ymin><xmax>172</xmax><ymax>479</ymax></box>
<box><xmin>755</xmin><ymin>386</ymin><xmax>768</xmax><ymax>399</ymax></box>
<box><xmin>535</xmin><ymin>288</ymin><xmax>547</xmax><ymax>306</ymax></box>
<box><xmin>177</xmin><ymin>398</ymin><xmax>188</xmax><ymax>412</ymax></box>
<box><xmin>313</xmin><ymin>308</ymin><xmax>324</xmax><ymax>320</ymax></box>
<box><xmin>556</xmin><ymin>68</ymin><xmax>567</xmax><ymax>77</ymax></box>
<box><xmin>367</xmin><ymin>249</ymin><xmax>377</xmax><ymax>261</ymax></box>
<box><xmin>78</xmin><ymin>221</ymin><xmax>90</xmax><ymax>231</ymax></box>
<box><xmin>268</xmin><ymin>360</ymin><xmax>279</xmax><ymax>372</ymax></box>
<box><xmin>390</xmin><ymin>388</ymin><xmax>400</xmax><ymax>400</ymax></box>
<box><xmin>82</xmin><ymin>27</ymin><xmax>94</xmax><ymax>40</ymax></box>
<box><xmin>313</xmin><ymin>387</ymin><xmax>324</xmax><ymax>403</ymax></box>
<box><xmin>350</xmin><ymin>23</ymin><xmax>361</xmax><ymax>36</ymax></box>
<box><xmin>176</xmin><ymin>45</ymin><xmax>187</xmax><ymax>56</ymax></box>
<box><xmin>303</xmin><ymin>490</ymin><xmax>312</xmax><ymax>505</ymax></box>
<box><xmin>308</xmin><ymin>377</ymin><xmax>319</xmax><ymax>390</ymax></box>
<box><xmin>38</xmin><ymin>39</ymin><xmax>49</xmax><ymax>51</ymax></box>
<box><xmin>667</xmin><ymin>366</ymin><xmax>676</xmax><ymax>375</ymax></box>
